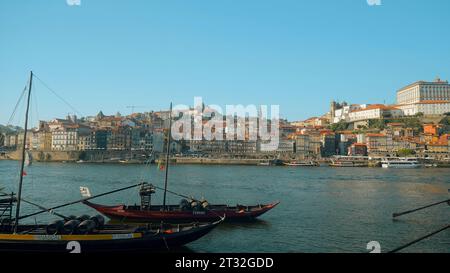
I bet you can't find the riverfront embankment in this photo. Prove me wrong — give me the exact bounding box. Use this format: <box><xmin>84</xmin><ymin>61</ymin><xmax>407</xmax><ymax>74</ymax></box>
<box><xmin>2</xmin><ymin>150</ymin><xmax>450</xmax><ymax>167</ymax></box>
<box><xmin>0</xmin><ymin>149</ymin><xmax>152</xmax><ymax>163</ymax></box>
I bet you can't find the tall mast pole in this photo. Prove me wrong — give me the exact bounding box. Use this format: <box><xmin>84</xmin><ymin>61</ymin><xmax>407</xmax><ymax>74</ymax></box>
<box><xmin>14</xmin><ymin>71</ymin><xmax>33</xmax><ymax>233</ymax></box>
<box><xmin>162</xmin><ymin>102</ymin><xmax>172</xmax><ymax>211</ymax></box>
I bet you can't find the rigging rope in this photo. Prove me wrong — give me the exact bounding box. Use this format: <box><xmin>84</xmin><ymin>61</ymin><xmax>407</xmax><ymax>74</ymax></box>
<box><xmin>6</xmin><ymin>85</ymin><xmax>27</xmax><ymax>126</ymax></box>
<box><xmin>32</xmin><ymin>73</ymin><xmax>84</xmax><ymax>117</ymax></box>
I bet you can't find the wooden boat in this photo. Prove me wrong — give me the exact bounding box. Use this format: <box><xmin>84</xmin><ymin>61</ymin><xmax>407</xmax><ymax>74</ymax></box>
<box><xmin>0</xmin><ymin>218</ymin><xmax>221</xmax><ymax>253</ymax></box>
<box><xmin>257</xmin><ymin>161</ymin><xmax>271</xmax><ymax>166</ymax></box>
<box><xmin>0</xmin><ymin>187</ymin><xmax>222</xmax><ymax>253</ymax></box>
<box><xmin>83</xmin><ymin>198</ymin><xmax>279</xmax><ymax>223</ymax></box>
<box><xmin>0</xmin><ymin>72</ymin><xmax>222</xmax><ymax>253</ymax></box>
<box><xmin>329</xmin><ymin>161</ymin><xmax>368</xmax><ymax>167</ymax></box>
<box><xmin>329</xmin><ymin>156</ymin><xmax>369</xmax><ymax>167</ymax></box>
<box><xmin>283</xmin><ymin>161</ymin><xmax>318</xmax><ymax>167</ymax></box>
<box><xmin>119</xmin><ymin>159</ymin><xmax>143</xmax><ymax>164</ymax></box>
<box><xmin>258</xmin><ymin>159</ymin><xmax>284</xmax><ymax>166</ymax></box>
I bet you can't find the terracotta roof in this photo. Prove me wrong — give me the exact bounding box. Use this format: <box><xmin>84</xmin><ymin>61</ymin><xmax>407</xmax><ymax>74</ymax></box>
<box><xmin>387</xmin><ymin>123</ymin><xmax>404</xmax><ymax>127</ymax></box>
<box><xmin>366</xmin><ymin>133</ymin><xmax>385</xmax><ymax>137</ymax></box>
<box><xmin>397</xmin><ymin>100</ymin><xmax>450</xmax><ymax>106</ymax></box>
<box><xmin>427</xmin><ymin>143</ymin><xmax>448</xmax><ymax>146</ymax></box>
<box><xmin>417</xmin><ymin>100</ymin><xmax>450</xmax><ymax>104</ymax></box>
<box><xmin>350</xmin><ymin>104</ymin><xmax>400</xmax><ymax>113</ymax></box>
<box><xmin>352</xmin><ymin>143</ymin><xmax>367</xmax><ymax>146</ymax></box>
<box><xmin>337</xmin><ymin>130</ymin><xmax>355</xmax><ymax>135</ymax></box>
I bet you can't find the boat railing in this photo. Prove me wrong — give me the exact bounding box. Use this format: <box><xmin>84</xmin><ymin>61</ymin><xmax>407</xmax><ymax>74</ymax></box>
<box><xmin>0</xmin><ymin>193</ymin><xmax>14</xmax><ymax>225</ymax></box>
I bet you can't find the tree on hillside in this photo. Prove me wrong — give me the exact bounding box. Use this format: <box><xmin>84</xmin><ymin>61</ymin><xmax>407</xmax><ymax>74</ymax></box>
<box><xmin>397</xmin><ymin>148</ymin><xmax>416</xmax><ymax>157</ymax></box>
<box><xmin>369</xmin><ymin>119</ymin><xmax>385</xmax><ymax>130</ymax></box>
<box><xmin>403</xmin><ymin>118</ymin><xmax>423</xmax><ymax>132</ymax></box>
<box><xmin>330</xmin><ymin>121</ymin><xmax>348</xmax><ymax>132</ymax></box>
<box><xmin>440</xmin><ymin>116</ymin><xmax>450</xmax><ymax>126</ymax></box>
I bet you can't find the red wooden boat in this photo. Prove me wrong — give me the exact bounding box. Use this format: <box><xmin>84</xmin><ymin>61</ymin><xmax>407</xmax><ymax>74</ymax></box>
<box><xmin>83</xmin><ymin>199</ymin><xmax>279</xmax><ymax>223</ymax></box>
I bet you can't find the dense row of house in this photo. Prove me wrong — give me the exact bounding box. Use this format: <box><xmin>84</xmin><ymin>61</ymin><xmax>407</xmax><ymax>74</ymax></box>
<box><xmin>286</xmin><ymin>123</ymin><xmax>450</xmax><ymax>159</ymax></box>
<box><xmin>1</xmin><ymin>111</ymin><xmax>160</xmax><ymax>153</ymax></box>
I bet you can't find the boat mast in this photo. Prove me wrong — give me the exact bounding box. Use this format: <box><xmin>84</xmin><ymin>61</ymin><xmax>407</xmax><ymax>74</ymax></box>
<box><xmin>162</xmin><ymin>102</ymin><xmax>172</xmax><ymax>211</ymax></box>
<box><xmin>14</xmin><ymin>71</ymin><xmax>33</xmax><ymax>233</ymax></box>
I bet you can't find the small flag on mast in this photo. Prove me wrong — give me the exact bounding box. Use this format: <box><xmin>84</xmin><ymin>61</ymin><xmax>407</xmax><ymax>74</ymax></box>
<box><xmin>80</xmin><ymin>186</ymin><xmax>92</xmax><ymax>198</ymax></box>
<box><xmin>158</xmin><ymin>160</ymin><xmax>165</xmax><ymax>171</ymax></box>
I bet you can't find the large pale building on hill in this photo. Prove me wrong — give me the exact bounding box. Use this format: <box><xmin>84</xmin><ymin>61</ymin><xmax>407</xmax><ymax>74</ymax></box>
<box><xmin>396</xmin><ymin>78</ymin><xmax>450</xmax><ymax>116</ymax></box>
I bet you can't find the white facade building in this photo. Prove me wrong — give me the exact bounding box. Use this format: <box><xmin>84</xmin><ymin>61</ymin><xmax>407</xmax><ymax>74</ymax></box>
<box><xmin>397</xmin><ymin>78</ymin><xmax>450</xmax><ymax>105</ymax></box>
<box><xmin>51</xmin><ymin>127</ymin><xmax>79</xmax><ymax>151</ymax></box>
<box><xmin>349</xmin><ymin>104</ymin><xmax>403</xmax><ymax>122</ymax></box>
<box><xmin>50</xmin><ymin>119</ymin><xmax>92</xmax><ymax>151</ymax></box>
<box><xmin>396</xmin><ymin>100</ymin><xmax>450</xmax><ymax>116</ymax></box>
<box><xmin>332</xmin><ymin>104</ymin><xmax>364</xmax><ymax>123</ymax></box>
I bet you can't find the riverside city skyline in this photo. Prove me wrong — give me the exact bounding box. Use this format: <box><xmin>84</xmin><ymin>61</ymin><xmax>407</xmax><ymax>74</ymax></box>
<box><xmin>1</xmin><ymin>76</ymin><xmax>450</xmax><ymax>161</ymax></box>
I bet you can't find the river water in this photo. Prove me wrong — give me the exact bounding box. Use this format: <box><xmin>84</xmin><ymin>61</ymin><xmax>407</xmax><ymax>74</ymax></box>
<box><xmin>1</xmin><ymin>160</ymin><xmax>449</xmax><ymax>253</ymax></box>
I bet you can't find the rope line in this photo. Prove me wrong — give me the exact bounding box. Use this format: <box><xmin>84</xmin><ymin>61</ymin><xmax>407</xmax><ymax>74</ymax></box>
<box><xmin>6</xmin><ymin>85</ymin><xmax>27</xmax><ymax>126</ymax></box>
<box><xmin>32</xmin><ymin>73</ymin><xmax>84</xmax><ymax>117</ymax></box>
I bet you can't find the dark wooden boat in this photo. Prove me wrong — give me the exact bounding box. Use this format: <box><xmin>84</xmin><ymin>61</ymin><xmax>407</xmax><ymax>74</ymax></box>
<box><xmin>0</xmin><ymin>72</ymin><xmax>222</xmax><ymax>253</ymax></box>
<box><xmin>0</xmin><ymin>220</ymin><xmax>221</xmax><ymax>253</ymax></box>
<box><xmin>84</xmin><ymin>200</ymin><xmax>279</xmax><ymax>223</ymax></box>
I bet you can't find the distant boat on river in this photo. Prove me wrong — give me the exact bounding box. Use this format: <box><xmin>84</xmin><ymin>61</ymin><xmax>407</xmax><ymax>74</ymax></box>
<box><xmin>329</xmin><ymin>156</ymin><xmax>369</xmax><ymax>167</ymax></box>
<box><xmin>283</xmin><ymin>161</ymin><xmax>318</xmax><ymax>167</ymax></box>
<box><xmin>381</xmin><ymin>158</ymin><xmax>422</xmax><ymax>169</ymax></box>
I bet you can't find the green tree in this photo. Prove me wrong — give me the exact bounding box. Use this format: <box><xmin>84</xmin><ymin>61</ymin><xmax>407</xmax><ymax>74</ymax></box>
<box><xmin>330</xmin><ymin>121</ymin><xmax>348</xmax><ymax>132</ymax></box>
<box><xmin>397</xmin><ymin>148</ymin><xmax>415</xmax><ymax>157</ymax></box>
<box><xmin>440</xmin><ymin>116</ymin><xmax>450</xmax><ymax>126</ymax></box>
<box><xmin>369</xmin><ymin>119</ymin><xmax>385</xmax><ymax>130</ymax></box>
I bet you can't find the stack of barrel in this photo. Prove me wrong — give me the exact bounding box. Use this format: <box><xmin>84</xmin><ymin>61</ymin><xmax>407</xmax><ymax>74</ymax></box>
<box><xmin>46</xmin><ymin>215</ymin><xmax>105</xmax><ymax>235</ymax></box>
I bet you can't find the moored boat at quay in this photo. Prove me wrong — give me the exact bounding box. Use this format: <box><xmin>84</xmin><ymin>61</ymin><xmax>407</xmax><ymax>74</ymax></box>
<box><xmin>283</xmin><ymin>161</ymin><xmax>318</xmax><ymax>167</ymax></box>
<box><xmin>329</xmin><ymin>156</ymin><xmax>369</xmax><ymax>167</ymax></box>
<box><xmin>381</xmin><ymin>158</ymin><xmax>422</xmax><ymax>169</ymax></box>
<box><xmin>82</xmin><ymin>183</ymin><xmax>279</xmax><ymax>223</ymax></box>
<box><xmin>0</xmin><ymin>215</ymin><xmax>222</xmax><ymax>253</ymax></box>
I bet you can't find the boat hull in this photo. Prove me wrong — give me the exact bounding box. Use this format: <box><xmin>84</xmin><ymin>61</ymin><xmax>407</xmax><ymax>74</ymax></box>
<box><xmin>329</xmin><ymin>161</ymin><xmax>368</xmax><ymax>167</ymax></box>
<box><xmin>0</xmin><ymin>222</ymin><xmax>220</xmax><ymax>253</ymax></box>
<box><xmin>381</xmin><ymin>163</ymin><xmax>421</xmax><ymax>169</ymax></box>
<box><xmin>84</xmin><ymin>201</ymin><xmax>279</xmax><ymax>223</ymax></box>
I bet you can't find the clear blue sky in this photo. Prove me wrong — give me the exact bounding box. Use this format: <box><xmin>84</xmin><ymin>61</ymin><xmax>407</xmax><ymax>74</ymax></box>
<box><xmin>1</xmin><ymin>0</ymin><xmax>450</xmax><ymax>126</ymax></box>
